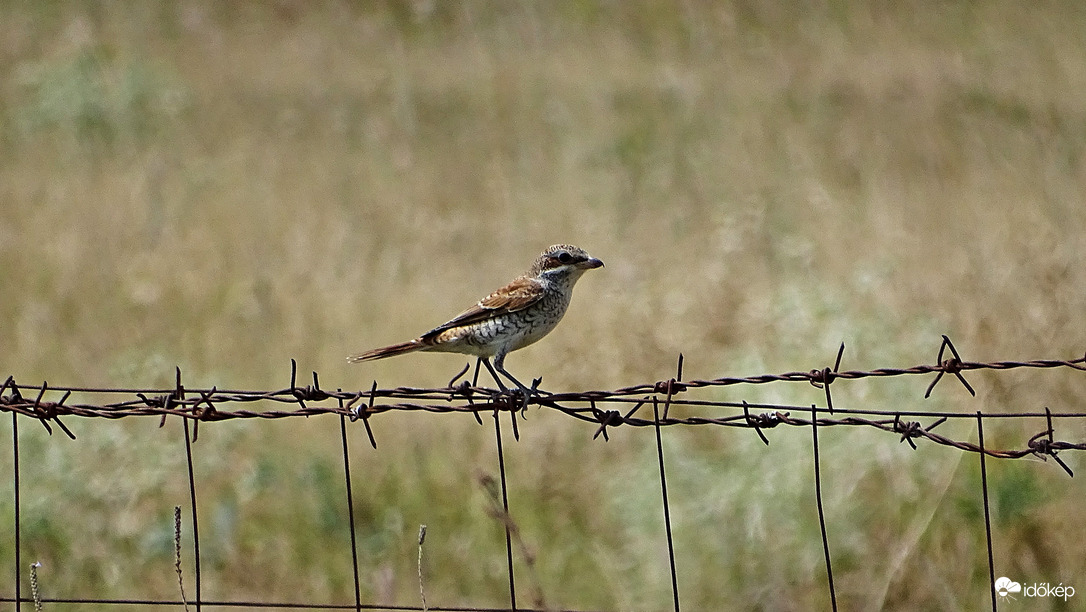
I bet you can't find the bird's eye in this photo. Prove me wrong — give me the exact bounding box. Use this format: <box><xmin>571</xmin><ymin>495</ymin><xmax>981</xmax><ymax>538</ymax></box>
<box><xmin>557</xmin><ymin>252</ymin><xmax>573</xmax><ymax>264</ymax></box>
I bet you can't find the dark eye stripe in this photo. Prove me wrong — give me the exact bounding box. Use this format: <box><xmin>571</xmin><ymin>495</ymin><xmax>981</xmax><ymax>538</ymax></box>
<box><xmin>540</xmin><ymin>254</ymin><xmax>579</xmax><ymax>270</ymax></box>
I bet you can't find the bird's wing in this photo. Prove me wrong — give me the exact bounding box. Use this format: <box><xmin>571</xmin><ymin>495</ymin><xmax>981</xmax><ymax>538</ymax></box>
<box><xmin>421</xmin><ymin>276</ymin><xmax>545</xmax><ymax>339</ymax></box>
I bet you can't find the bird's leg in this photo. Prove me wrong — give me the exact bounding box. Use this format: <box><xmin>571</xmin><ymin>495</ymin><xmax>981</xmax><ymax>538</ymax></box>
<box><xmin>480</xmin><ymin>357</ymin><xmax>509</xmax><ymax>392</ymax></box>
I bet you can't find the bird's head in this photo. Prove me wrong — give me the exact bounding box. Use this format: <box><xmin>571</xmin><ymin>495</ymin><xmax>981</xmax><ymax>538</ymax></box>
<box><xmin>531</xmin><ymin>244</ymin><xmax>604</xmax><ymax>282</ymax></box>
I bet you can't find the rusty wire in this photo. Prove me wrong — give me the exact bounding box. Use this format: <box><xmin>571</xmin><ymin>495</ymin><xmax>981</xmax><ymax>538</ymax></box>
<box><xmin>1</xmin><ymin>336</ymin><xmax>1084</xmax><ymax>473</ymax></box>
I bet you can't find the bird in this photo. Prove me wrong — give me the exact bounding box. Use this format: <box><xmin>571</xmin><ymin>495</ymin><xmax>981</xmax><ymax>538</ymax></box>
<box><xmin>348</xmin><ymin>244</ymin><xmax>603</xmax><ymax>396</ymax></box>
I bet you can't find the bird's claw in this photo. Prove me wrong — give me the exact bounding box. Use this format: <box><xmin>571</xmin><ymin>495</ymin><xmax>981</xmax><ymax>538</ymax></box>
<box><xmin>517</xmin><ymin>388</ymin><xmax>531</xmax><ymax>418</ymax></box>
<box><xmin>515</xmin><ymin>377</ymin><xmax>551</xmax><ymax>419</ymax></box>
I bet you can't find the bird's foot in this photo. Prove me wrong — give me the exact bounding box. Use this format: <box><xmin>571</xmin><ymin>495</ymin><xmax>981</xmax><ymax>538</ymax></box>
<box><xmin>513</xmin><ymin>377</ymin><xmax>550</xmax><ymax>419</ymax></box>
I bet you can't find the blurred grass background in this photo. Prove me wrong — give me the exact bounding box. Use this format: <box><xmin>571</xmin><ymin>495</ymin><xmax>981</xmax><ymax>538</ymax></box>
<box><xmin>1</xmin><ymin>1</ymin><xmax>1085</xmax><ymax>610</ymax></box>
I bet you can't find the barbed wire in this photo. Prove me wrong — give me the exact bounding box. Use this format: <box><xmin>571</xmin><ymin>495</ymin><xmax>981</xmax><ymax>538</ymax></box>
<box><xmin>2</xmin><ymin>336</ymin><xmax>1084</xmax><ymax>471</ymax></box>
<box><xmin>3</xmin><ymin>335</ymin><xmax>1086</xmax><ymax>611</ymax></box>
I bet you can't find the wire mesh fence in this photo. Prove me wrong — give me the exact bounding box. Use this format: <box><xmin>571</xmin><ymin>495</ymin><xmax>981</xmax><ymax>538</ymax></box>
<box><xmin>2</xmin><ymin>335</ymin><xmax>1084</xmax><ymax>611</ymax></box>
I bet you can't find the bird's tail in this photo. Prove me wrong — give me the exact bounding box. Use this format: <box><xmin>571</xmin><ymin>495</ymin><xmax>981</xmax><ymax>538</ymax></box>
<box><xmin>347</xmin><ymin>340</ymin><xmax>425</xmax><ymax>363</ymax></box>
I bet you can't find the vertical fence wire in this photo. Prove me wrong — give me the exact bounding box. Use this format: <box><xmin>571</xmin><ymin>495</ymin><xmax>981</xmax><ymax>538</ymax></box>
<box><xmin>338</xmin><ymin>413</ymin><xmax>363</xmax><ymax>611</ymax></box>
<box><xmin>493</xmin><ymin>408</ymin><xmax>518</xmax><ymax>611</ymax></box>
<box><xmin>810</xmin><ymin>405</ymin><xmax>838</xmax><ymax>611</ymax></box>
<box><xmin>182</xmin><ymin>419</ymin><xmax>202</xmax><ymax>612</ymax></box>
<box><xmin>976</xmin><ymin>413</ymin><xmax>997</xmax><ymax>612</ymax></box>
<box><xmin>12</xmin><ymin>411</ymin><xmax>22</xmax><ymax>612</ymax></box>
<box><xmin>652</xmin><ymin>398</ymin><xmax>680</xmax><ymax>612</ymax></box>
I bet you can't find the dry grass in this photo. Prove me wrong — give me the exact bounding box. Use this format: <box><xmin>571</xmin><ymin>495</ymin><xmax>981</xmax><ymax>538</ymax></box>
<box><xmin>2</xmin><ymin>1</ymin><xmax>1085</xmax><ymax>609</ymax></box>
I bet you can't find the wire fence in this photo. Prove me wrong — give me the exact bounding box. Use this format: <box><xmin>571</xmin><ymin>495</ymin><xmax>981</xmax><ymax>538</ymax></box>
<box><xmin>2</xmin><ymin>335</ymin><xmax>1085</xmax><ymax>611</ymax></box>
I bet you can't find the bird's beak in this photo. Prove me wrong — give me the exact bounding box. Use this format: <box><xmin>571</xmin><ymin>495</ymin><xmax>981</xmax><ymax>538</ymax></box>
<box><xmin>579</xmin><ymin>257</ymin><xmax>604</xmax><ymax>270</ymax></box>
